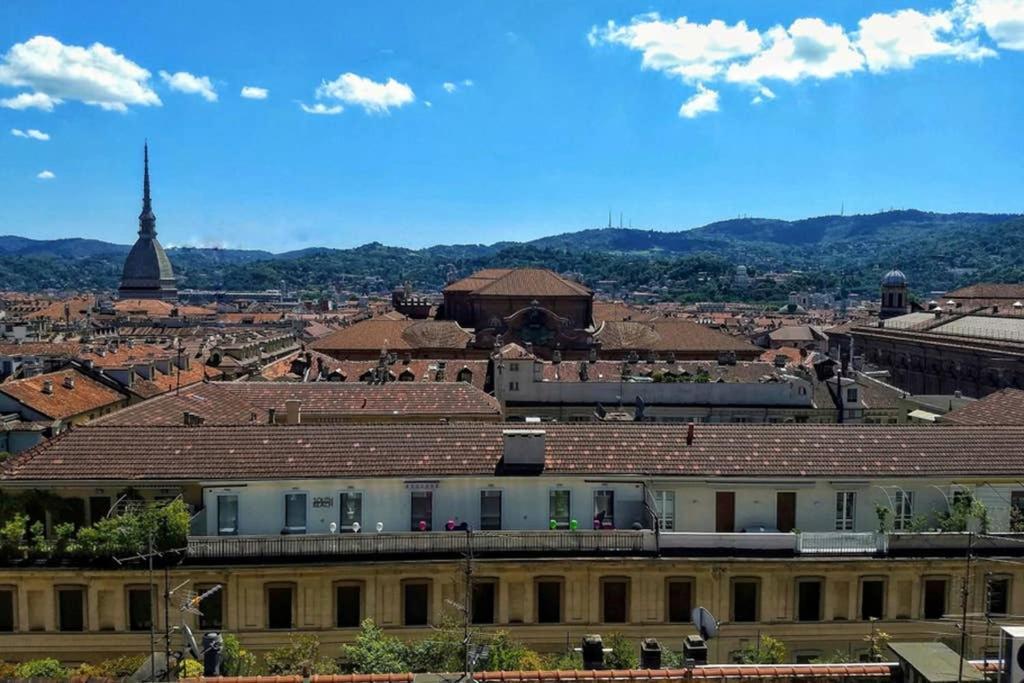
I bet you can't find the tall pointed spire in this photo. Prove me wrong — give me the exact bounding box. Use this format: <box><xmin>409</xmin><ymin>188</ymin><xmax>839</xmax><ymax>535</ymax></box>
<box><xmin>138</xmin><ymin>141</ymin><xmax>156</xmax><ymax>237</ymax></box>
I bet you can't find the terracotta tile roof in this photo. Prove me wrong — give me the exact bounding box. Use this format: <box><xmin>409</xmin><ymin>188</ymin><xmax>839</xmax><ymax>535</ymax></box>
<box><xmin>767</xmin><ymin>325</ymin><xmax>826</xmax><ymax>343</ymax></box>
<box><xmin>80</xmin><ymin>343</ymin><xmax>174</xmax><ymax>368</ymax></box>
<box><xmin>757</xmin><ymin>346</ymin><xmax>804</xmax><ymax>367</ymax></box>
<box><xmin>593</xmin><ymin>301</ymin><xmax>651</xmax><ymax>324</ymax></box>
<box><xmin>0</xmin><ymin>369</ymin><xmax>125</xmax><ymax>420</ymax></box>
<box><xmin>0</xmin><ymin>341</ymin><xmax>82</xmax><ymax>358</ymax></box>
<box><xmin>128</xmin><ymin>363</ymin><xmax>222</xmax><ymax>399</ymax></box>
<box><xmin>942</xmin><ymin>388</ymin><xmax>1024</xmax><ymax>425</ymax></box>
<box><xmin>537</xmin><ymin>360</ymin><xmax>781</xmax><ymax>383</ymax></box>
<box><xmin>23</xmin><ymin>296</ymin><xmax>96</xmax><ymax>322</ymax></box>
<box><xmin>7</xmin><ymin>423</ymin><xmax>1024</xmax><ymax>482</ymax></box>
<box><xmin>96</xmin><ymin>380</ymin><xmax>500</xmax><ymax>425</ymax></box>
<box><xmin>217</xmin><ymin>312</ymin><xmax>286</xmax><ymax>324</ymax></box>
<box><xmin>596</xmin><ymin>319</ymin><xmax>759</xmax><ymax>355</ymax></box>
<box><xmin>259</xmin><ymin>351</ymin><xmax>490</xmax><ymax>391</ymax></box>
<box><xmin>944</xmin><ymin>283</ymin><xmax>1024</xmax><ymax>300</ymax></box>
<box><xmin>445</xmin><ymin>268</ymin><xmax>590</xmax><ymax>297</ymax></box>
<box><xmin>311</xmin><ymin>319</ymin><xmax>472</xmax><ymax>352</ymax></box>
<box><xmin>113</xmin><ymin>299</ymin><xmax>178</xmax><ymax>316</ymax></box>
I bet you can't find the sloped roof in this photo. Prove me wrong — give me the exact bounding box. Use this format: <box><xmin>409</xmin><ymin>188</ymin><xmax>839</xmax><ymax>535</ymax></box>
<box><xmin>6</xmin><ymin>423</ymin><xmax>1024</xmax><ymax>482</ymax></box>
<box><xmin>445</xmin><ymin>268</ymin><xmax>590</xmax><ymax>297</ymax></box>
<box><xmin>944</xmin><ymin>283</ymin><xmax>1024</xmax><ymax>300</ymax></box>
<box><xmin>942</xmin><ymin>388</ymin><xmax>1024</xmax><ymax>425</ymax></box>
<box><xmin>0</xmin><ymin>369</ymin><xmax>125</xmax><ymax>420</ymax></box>
<box><xmin>311</xmin><ymin>318</ymin><xmax>472</xmax><ymax>352</ymax></box>
<box><xmin>596</xmin><ymin>319</ymin><xmax>759</xmax><ymax>354</ymax></box>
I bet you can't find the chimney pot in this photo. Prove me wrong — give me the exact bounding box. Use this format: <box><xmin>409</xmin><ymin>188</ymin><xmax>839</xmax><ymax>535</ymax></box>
<box><xmin>686</xmin><ymin>422</ymin><xmax>695</xmax><ymax>446</ymax></box>
<box><xmin>285</xmin><ymin>399</ymin><xmax>301</xmax><ymax>425</ymax></box>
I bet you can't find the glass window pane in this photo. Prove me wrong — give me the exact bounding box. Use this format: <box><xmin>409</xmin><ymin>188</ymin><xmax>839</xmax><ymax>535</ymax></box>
<box><xmin>480</xmin><ymin>491</ymin><xmax>501</xmax><ymax>531</ymax></box>
<box><xmin>267</xmin><ymin>587</ymin><xmax>293</xmax><ymax>629</ymax></box>
<box><xmin>58</xmin><ymin>589</ymin><xmax>85</xmax><ymax>632</ymax></box>
<box><xmin>602</xmin><ymin>580</ymin><xmax>628</xmax><ymax>623</ymax></box>
<box><xmin>656</xmin><ymin>491</ymin><xmax>675</xmax><ymax>531</ymax></box>
<box><xmin>128</xmin><ymin>588</ymin><xmax>152</xmax><ymax>631</ymax></box>
<box><xmin>197</xmin><ymin>585</ymin><xmax>223</xmax><ymax>630</ymax></box>
<box><xmin>340</xmin><ymin>493</ymin><xmax>362</xmax><ymax>531</ymax></box>
<box><xmin>336</xmin><ymin>585</ymin><xmax>362</xmax><ymax>627</ymax></box>
<box><xmin>218</xmin><ymin>495</ymin><xmax>238</xmax><ymax>535</ymax></box>
<box><xmin>411</xmin><ymin>491</ymin><xmax>432</xmax><ymax>531</ymax></box>
<box><xmin>0</xmin><ymin>590</ymin><xmax>14</xmax><ymax>632</ymax></box>
<box><xmin>594</xmin><ymin>490</ymin><xmax>614</xmax><ymax>527</ymax></box>
<box><xmin>733</xmin><ymin>581</ymin><xmax>759</xmax><ymax>622</ymax></box>
<box><xmin>404</xmin><ymin>583</ymin><xmax>429</xmax><ymax>626</ymax></box>
<box><xmin>285</xmin><ymin>494</ymin><xmax>306</xmax><ymax>532</ymax></box>
<box><xmin>537</xmin><ymin>581</ymin><xmax>562</xmax><ymax>623</ymax></box>
<box><xmin>861</xmin><ymin>580</ymin><xmax>885</xmax><ymax>620</ymax></box>
<box><xmin>667</xmin><ymin>580</ymin><xmax>692</xmax><ymax>623</ymax></box>
<box><xmin>472</xmin><ymin>582</ymin><xmax>496</xmax><ymax>624</ymax></box>
<box><xmin>549</xmin><ymin>490</ymin><xmax>570</xmax><ymax>528</ymax></box>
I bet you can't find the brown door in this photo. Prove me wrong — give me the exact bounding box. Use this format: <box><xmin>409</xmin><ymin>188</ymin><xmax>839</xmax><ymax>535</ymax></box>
<box><xmin>715</xmin><ymin>491</ymin><xmax>735</xmax><ymax>532</ymax></box>
<box><xmin>777</xmin><ymin>492</ymin><xmax>796</xmax><ymax>532</ymax></box>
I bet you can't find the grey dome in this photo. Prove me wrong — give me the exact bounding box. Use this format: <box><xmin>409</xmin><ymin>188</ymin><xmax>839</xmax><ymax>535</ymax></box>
<box><xmin>882</xmin><ymin>269</ymin><xmax>907</xmax><ymax>287</ymax></box>
<box><xmin>118</xmin><ymin>144</ymin><xmax>177</xmax><ymax>300</ymax></box>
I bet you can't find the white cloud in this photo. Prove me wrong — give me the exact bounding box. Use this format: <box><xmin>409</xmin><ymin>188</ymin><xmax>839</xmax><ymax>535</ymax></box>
<box><xmin>315</xmin><ymin>72</ymin><xmax>414</xmax><ymax>113</ymax></box>
<box><xmin>679</xmin><ymin>83</ymin><xmax>719</xmax><ymax>118</ymax></box>
<box><xmin>424</xmin><ymin>100</ymin><xmax>433</xmax><ymax>108</ymax></box>
<box><xmin>590</xmin><ymin>14</ymin><xmax>762</xmax><ymax>82</ymax></box>
<box><xmin>36</xmin><ymin>170</ymin><xmax>55</xmax><ymax>179</ymax></box>
<box><xmin>0</xmin><ymin>35</ymin><xmax>159</xmax><ymax>111</ymax></box>
<box><xmin>159</xmin><ymin>70</ymin><xmax>217</xmax><ymax>101</ymax></box>
<box><xmin>462</xmin><ymin>79</ymin><xmax>474</xmax><ymax>87</ymax></box>
<box><xmin>299</xmin><ymin>102</ymin><xmax>343</xmax><ymax>115</ymax></box>
<box><xmin>11</xmin><ymin>128</ymin><xmax>49</xmax><ymax>140</ymax></box>
<box><xmin>442</xmin><ymin>81</ymin><xmax>457</xmax><ymax>93</ymax></box>
<box><xmin>857</xmin><ymin>8</ymin><xmax>993</xmax><ymax>72</ymax></box>
<box><xmin>0</xmin><ymin>91</ymin><xmax>60</xmax><ymax>110</ymax></box>
<box><xmin>591</xmin><ymin>2</ymin><xmax>1017</xmax><ymax>117</ymax></box>
<box><xmin>240</xmin><ymin>85</ymin><xmax>268</xmax><ymax>100</ymax></box>
<box><xmin>963</xmin><ymin>0</ymin><xmax>1024</xmax><ymax>49</ymax></box>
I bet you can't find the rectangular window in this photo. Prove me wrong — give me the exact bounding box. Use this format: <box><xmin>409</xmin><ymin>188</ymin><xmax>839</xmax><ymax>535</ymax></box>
<box><xmin>846</xmin><ymin>388</ymin><xmax>858</xmax><ymax>402</ymax></box>
<box><xmin>654</xmin><ymin>490</ymin><xmax>675</xmax><ymax>531</ymax></box>
<box><xmin>89</xmin><ymin>496</ymin><xmax>111</xmax><ymax>524</ymax></box>
<box><xmin>732</xmin><ymin>580</ymin><xmax>759</xmax><ymax>623</ymax></box>
<box><xmin>861</xmin><ymin>580</ymin><xmax>885</xmax><ymax>620</ymax></box>
<box><xmin>217</xmin><ymin>495</ymin><xmax>238</xmax><ymax>535</ymax></box>
<box><xmin>284</xmin><ymin>493</ymin><xmax>306</xmax><ymax>534</ymax></box>
<box><xmin>411</xmin><ymin>491</ymin><xmax>433</xmax><ymax>531</ymax></box>
<box><xmin>602</xmin><ymin>578</ymin><xmax>629</xmax><ymax>623</ymax></box>
<box><xmin>57</xmin><ymin>587</ymin><xmax>85</xmax><ymax>632</ymax></box>
<box><xmin>536</xmin><ymin>580</ymin><xmax>562</xmax><ymax>624</ymax></box>
<box><xmin>835</xmin><ymin>491</ymin><xmax>856</xmax><ymax>531</ymax></box>
<box><xmin>549</xmin><ymin>490</ymin><xmax>570</xmax><ymax>529</ymax></box>
<box><xmin>127</xmin><ymin>587</ymin><xmax>153</xmax><ymax>631</ymax></box>
<box><xmin>797</xmin><ymin>580</ymin><xmax>823</xmax><ymax>622</ymax></box>
<box><xmin>716</xmin><ymin>491</ymin><xmax>736</xmax><ymax>532</ymax></box>
<box><xmin>197</xmin><ymin>585</ymin><xmax>223</xmax><ymax>630</ymax></box>
<box><xmin>894</xmin><ymin>491</ymin><xmax>914</xmax><ymax>531</ymax></box>
<box><xmin>480</xmin><ymin>490</ymin><xmax>502</xmax><ymax>531</ymax></box>
<box><xmin>987</xmin><ymin>577</ymin><xmax>1010</xmax><ymax>616</ymax></box>
<box><xmin>594</xmin><ymin>490</ymin><xmax>615</xmax><ymax>528</ymax></box>
<box><xmin>472</xmin><ymin>581</ymin><xmax>496</xmax><ymax>625</ymax></box>
<box><xmin>340</xmin><ymin>492</ymin><xmax>362</xmax><ymax>532</ymax></box>
<box><xmin>667</xmin><ymin>579</ymin><xmax>693</xmax><ymax>623</ymax></box>
<box><xmin>0</xmin><ymin>588</ymin><xmax>14</xmax><ymax>632</ymax></box>
<box><xmin>777</xmin><ymin>492</ymin><xmax>796</xmax><ymax>533</ymax></box>
<box><xmin>336</xmin><ymin>584</ymin><xmax>362</xmax><ymax>628</ymax></box>
<box><xmin>403</xmin><ymin>582</ymin><xmax>430</xmax><ymax>626</ymax></box>
<box><xmin>923</xmin><ymin>579</ymin><xmax>947</xmax><ymax>620</ymax></box>
<box><xmin>267</xmin><ymin>586</ymin><xmax>294</xmax><ymax>629</ymax></box>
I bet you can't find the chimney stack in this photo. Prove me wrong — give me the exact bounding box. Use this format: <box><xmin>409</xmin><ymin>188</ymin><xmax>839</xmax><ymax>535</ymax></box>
<box><xmin>42</xmin><ymin>379</ymin><xmax>54</xmax><ymax>394</ymax></box>
<box><xmin>285</xmin><ymin>399</ymin><xmax>301</xmax><ymax>425</ymax></box>
<box><xmin>63</xmin><ymin>375</ymin><xmax>76</xmax><ymax>390</ymax></box>
<box><xmin>686</xmin><ymin>422</ymin><xmax>695</xmax><ymax>446</ymax></box>
<box><xmin>268</xmin><ymin>407</ymin><xmax>277</xmax><ymax>424</ymax></box>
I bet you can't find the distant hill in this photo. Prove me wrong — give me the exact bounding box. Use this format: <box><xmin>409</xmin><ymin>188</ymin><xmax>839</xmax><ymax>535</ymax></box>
<box><xmin>1</xmin><ymin>210</ymin><xmax>1021</xmax><ymax>301</ymax></box>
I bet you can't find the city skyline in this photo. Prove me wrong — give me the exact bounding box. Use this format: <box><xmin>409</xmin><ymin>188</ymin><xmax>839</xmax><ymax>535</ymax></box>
<box><xmin>2</xmin><ymin>1</ymin><xmax>1023</xmax><ymax>252</ymax></box>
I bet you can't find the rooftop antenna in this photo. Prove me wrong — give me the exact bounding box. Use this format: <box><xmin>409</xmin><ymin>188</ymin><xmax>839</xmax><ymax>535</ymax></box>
<box><xmin>619</xmin><ymin>212</ymin><xmax>623</xmax><ymax>229</ymax></box>
<box><xmin>841</xmin><ymin>201</ymin><xmax>845</xmax><ymax>216</ymax></box>
<box><xmin>607</xmin><ymin>210</ymin><xmax>612</xmax><ymax>229</ymax></box>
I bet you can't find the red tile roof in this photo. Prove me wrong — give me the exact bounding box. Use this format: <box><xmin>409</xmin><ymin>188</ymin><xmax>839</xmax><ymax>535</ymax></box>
<box><xmin>596</xmin><ymin>319</ymin><xmax>759</xmax><ymax>355</ymax></box>
<box><xmin>0</xmin><ymin>341</ymin><xmax>82</xmax><ymax>358</ymax></box>
<box><xmin>0</xmin><ymin>369</ymin><xmax>125</xmax><ymax>420</ymax></box>
<box><xmin>942</xmin><ymin>388</ymin><xmax>1024</xmax><ymax>425</ymax></box>
<box><xmin>445</xmin><ymin>268</ymin><xmax>590</xmax><ymax>297</ymax></box>
<box><xmin>6</xmin><ymin>423</ymin><xmax>1024</xmax><ymax>482</ymax></box>
<box><xmin>311</xmin><ymin>319</ymin><xmax>472</xmax><ymax>352</ymax></box>
<box><xmin>95</xmin><ymin>381</ymin><xmax>500</xmax><ymax>425</ymax></box>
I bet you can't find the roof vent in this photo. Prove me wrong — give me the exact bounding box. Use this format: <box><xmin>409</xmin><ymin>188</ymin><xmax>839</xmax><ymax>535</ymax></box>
<box><xmin>41</xmin><ymin>379</ymin><xmax>54</xmax><ymax>394</ymax></box>
<box><xmin>502</xmin><ymin>429</ymin><xmax>545</xmax><ymax>468</ymax></box>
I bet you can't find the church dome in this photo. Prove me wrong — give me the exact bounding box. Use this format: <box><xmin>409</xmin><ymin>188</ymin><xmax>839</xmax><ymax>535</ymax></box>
<box><xmin>882</xmin><ymin>269</ymin><xmax>907</xmax><ymax>287</ymax></box>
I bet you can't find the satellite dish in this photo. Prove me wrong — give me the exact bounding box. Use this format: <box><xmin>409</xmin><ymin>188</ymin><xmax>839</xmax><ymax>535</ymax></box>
<box><xmin>692</xmin><ymin>606</ymin><xmax>719</xmax><ymax>641</ymax></box>
<box><xmin>183</xmin><ymin>623</ymin><xmax>201</xmax><ymax>660</ymax></box>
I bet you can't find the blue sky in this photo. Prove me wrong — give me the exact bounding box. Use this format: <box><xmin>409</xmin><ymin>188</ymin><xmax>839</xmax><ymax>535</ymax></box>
<box><xmin>1</xmin><ymin>1</ymin><xmax>1022</xmax><ymax>252</ymax></box>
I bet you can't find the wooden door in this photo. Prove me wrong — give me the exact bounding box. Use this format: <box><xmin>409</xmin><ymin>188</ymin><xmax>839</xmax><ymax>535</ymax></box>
<box><xmin>777</xmin><ymin>492</ymin><xmax>796</xmax><ymax>532</ymax></box>
<box><xmin>715</xmin><ymin>491</ymin><xmax>735</xmax><ymax>532</ymax></box>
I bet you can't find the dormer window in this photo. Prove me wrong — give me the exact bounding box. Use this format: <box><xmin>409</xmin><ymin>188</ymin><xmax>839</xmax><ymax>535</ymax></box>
<box><xmin>846</xmin><ymin>388</ymin><xmax>858</xmax><ymax>403</ymax></box>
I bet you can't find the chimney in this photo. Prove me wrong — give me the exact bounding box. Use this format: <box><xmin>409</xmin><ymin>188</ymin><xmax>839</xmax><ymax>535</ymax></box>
<box><xmin>63</xmin><ymin>375</ymin><xmax>76</xmax><ymax>389</ymax></box>
<box><xmin>285</xmin><ymin>399</ymin><xmax>301</xmax><ymax>425</ymax></box>
<box><xmin>42</xmin><ymin>379</ymin><xmax>54</xmax><ymax>394</ymax></box>
<box><xmin>502</xmin><ymin>429</ymin><xmax>545</xmax><ymax>468</ymax></box>
<box><xmin>686</xmin><ymin>422</ymin><xmax>694</xmax><ymax>446</ymax></box>
<box><xmin>268</xmin><ymin>407</ymin><xmax>277</xmax><ymax>424</ymax></box>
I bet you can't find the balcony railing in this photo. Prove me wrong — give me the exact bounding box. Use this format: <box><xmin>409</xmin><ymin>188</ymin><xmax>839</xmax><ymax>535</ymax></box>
<box><xmin>187</xmin><ymin>529</ymin><xmax>657</xmax><ymax>560</ymax></box>
<box><xmin>796</xmin><ymin>532</ymin><xmax>885</xmax><ymax>555</ymax></box>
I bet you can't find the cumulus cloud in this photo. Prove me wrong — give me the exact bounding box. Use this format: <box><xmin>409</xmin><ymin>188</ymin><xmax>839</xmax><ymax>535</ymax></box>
<box><xmin>591</xmin><ymin>0</ymin><xmax>1014</xmax><ymax>117</ymax></box>
<box><xmin>11</xmin><ymin>128</ymin><xmax>49</xmax><ymax>140</ymax></box>
<box><xmin>240</xmin><ymin>85</ymin><xmax>268</xmax><ymax>100</ymax></box>
<box><xmin>962</xmin><ymin>0</ymin><xmax>1024</xmax><ymax>50</ymax></box>
<box><xmin>0</xmin><ymin>91</ymin><xmax>59</xmax><ymax>110</ymax></box>
<box><xmin>315</xmin><ymin>72</ymin><xmax>414</xmax><ymax>113</ymax></box>
<box><xmin>36</xmin><ymin>170</ymin><xmax>55</xmax><ymax>179</ymax></box>
<box><xmin>442</xmin><ymin>81</ymin><xmax>458</xmax><ymax>93</ymax></box>
<box><xmin>678</xmin><ymin>83</ymin><xmax>719</xmax><ymax>118</ymax></box>
<box><xmin>159</xmin><ymin>70</ymin><xmax>217</xmax><ymax>101</ymax></box>
<box><xmin>299</xmin><ymin>102</ymin><xmax>343</xmax><ymax>115</ymax></box>
<box><xmin>0</xmin><ymin>35</ymin><xmax>159</xmax><ymax>111</ymax></box>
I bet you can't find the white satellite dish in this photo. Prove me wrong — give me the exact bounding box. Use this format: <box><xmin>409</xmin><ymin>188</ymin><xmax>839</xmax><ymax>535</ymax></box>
<box><xmin>691</xmin><ymin>606</ymin><xmax>719</xmax><ymax>640</ymax></box>
<box><xmin>183</xmin><ymin>623</ymin><xmax>201</xmax><ymax>659</ymax></box>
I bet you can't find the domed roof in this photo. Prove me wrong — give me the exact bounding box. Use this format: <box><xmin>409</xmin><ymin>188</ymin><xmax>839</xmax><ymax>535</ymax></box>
<box><xmin>118</xmin><ymin>144</ymin><xmax>177</xmax><ymax>300</ymax></box>
<box><xmin>882</xmin><ymin>269</ymin><xmax>907</xmax><ymax>287</ymax></box>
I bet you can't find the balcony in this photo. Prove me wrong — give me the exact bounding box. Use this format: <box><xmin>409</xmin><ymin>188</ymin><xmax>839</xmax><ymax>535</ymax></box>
<box><xmin>187</xmin><ymin>529</ymin><xmax>657</xmax><ymax>561</ymax></box>
<box><xmin>797</xmin><ymin>532</ymin><xmax>885</xmax><ymax>555</ymax></box>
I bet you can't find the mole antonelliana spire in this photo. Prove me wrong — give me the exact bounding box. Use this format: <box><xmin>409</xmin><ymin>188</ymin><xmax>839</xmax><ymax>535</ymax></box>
<box><xmin>118</xmin><ymin>142</ymin><xmax>178</xmax><ymax>300</ymax></box>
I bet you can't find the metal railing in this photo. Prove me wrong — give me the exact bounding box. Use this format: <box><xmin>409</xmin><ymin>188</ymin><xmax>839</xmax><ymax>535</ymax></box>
<box><xmin>796</xmin><ymin>532</ymin><xmax>885</xmax><ymax>555</ymax></box>
<box><xmin>187</xmin><ymin>529</ymin><xmax>656</xmax><ymax>560</ymax></box>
